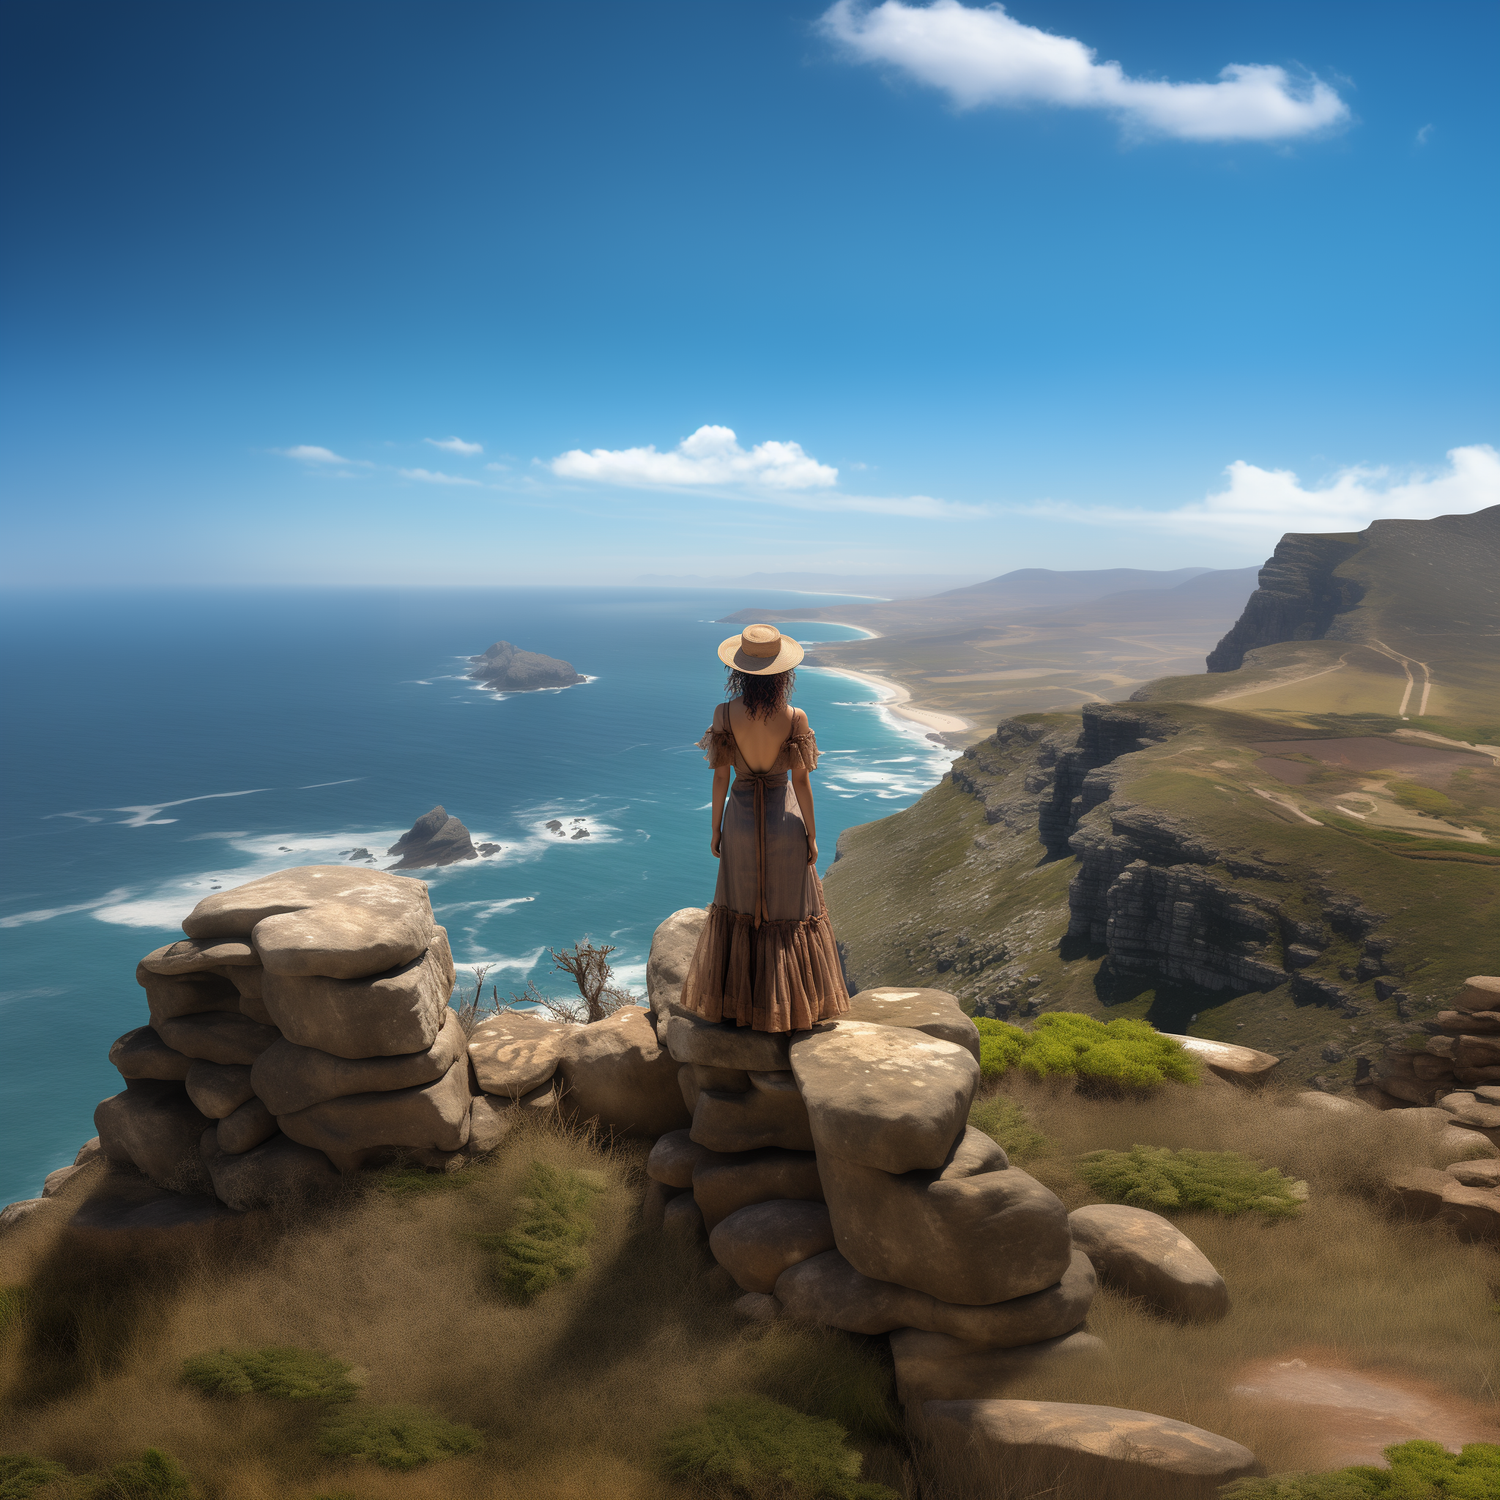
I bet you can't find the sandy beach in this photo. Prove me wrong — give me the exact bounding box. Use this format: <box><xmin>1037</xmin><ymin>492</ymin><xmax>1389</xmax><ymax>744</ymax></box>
<box><xmin>808</xmin><ymin>662</ymin><xmax>972</xmax><ymax>738</ymax></box>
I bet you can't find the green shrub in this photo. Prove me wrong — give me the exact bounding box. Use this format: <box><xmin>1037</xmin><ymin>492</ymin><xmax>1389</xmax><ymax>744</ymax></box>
<box><xmin>1</xmin><ymin>1454</ymin><xmax>70</xmax><ymax>1500</ymax></box>
<box><xmin>376</xmin><ymin>1164</ymin><xmax>474</xmax><ymax>1198</ymax></box>
<box><xmin>1078</xmin><ymin>1145</ymin><xmax>1306</xmax><ymax>1218</ymax></box>
<box><xmin>0</xmin><ymin>1287</ymin><xmax>27</xmax><ymax>1341</ymax></box>
<box><xmin>1223</xmin><ymin>1439</ymin><xmax>1500</xmax><ymax>1497</ymax></box>
<box><xmin>477</xmin><ymin>1160</ymin><xmax>604</xmax><ymax>1303</ymax></box>
<box><xmin>973</xmin><ymin>1014</ymin><xmax>1197</xmax><ymax>1090</ymax></box>
<box><xmin>180</xmin><ymin>1346</ymin><xmax>359</xmax><ymax>1403</ymax></box>
<box><xmin>753</xmin><ymin>1333</ymin><xmax>900</xmax><ymax>1444</ymax></box>
<box><xmin>658</xmin><ymin>1396</ymin><xmax>897</xmax><ymax>1499</ymax></box>
<box><xmin>967</xmin><ymin>1096</ymin><xmax>1047</xmax><ymax>1164</ymax></box>
<box><xmin>317</xmin><ymin>1406</ymin><xmax>483</xmax><ymax>1471</ymax></box>
<box><xmin>79</xmin><ymin>1449</ymin><xmax>190</xmax><ymax>1500</ymax></box>
<box><xmin>1387</xmin><ymin>781</ymin><xmax>1459</xmax><ymax>816</ymax></box>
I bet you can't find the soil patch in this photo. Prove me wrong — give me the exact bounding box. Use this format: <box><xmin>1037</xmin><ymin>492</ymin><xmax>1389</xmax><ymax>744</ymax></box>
<box><xmin>1253</xmin><ymin>736</ymin><xmax>1492</xmax><ymax>785</ymax></box>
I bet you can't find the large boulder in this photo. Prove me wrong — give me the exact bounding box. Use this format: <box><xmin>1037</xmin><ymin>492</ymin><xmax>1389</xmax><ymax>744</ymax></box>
<box><xmin>276</xmin><ymin>1056</ymin><xmax>473</xmax><ymax>1165</ymax></box>
<box><xmin>892</xmin><ymin>1329</ymin><xmax>1104</xmax><ymax>1405</ymax></box>
<box><xmin>95</xmin><ymin>1081</ymin><xmax>213</xmax><ymax>1190</ymax></box>
<box><xmin>253</xmin><ymin>1009</ymin><xmax>466</xmax><ymax>1115</ymax></box>
<box><xmin>775</xmin><ymin>1247</ymin><xmax>1094</xmax><ymax>1349</ymax></box>
<box><xmin>818</xmin><ymin>1125</ymin><xmax>1072</xmax><ymax>1305</ymax></box>
<box><xmin>1159</xmin><ymin>1035</ymin><xmax>1279</xmax><ymax>1085</ymax></box>
<box><xmin>690</xmin><ymin>1071</ymin><xmax>814</xmax><ymax>1153</ymax></box>
<box><xmin>646</xmin><ymin>906</ymin><xmax>707</xmax><ymax>1016</ymax></box>
<box><xmin>469</xmin><ymin>1007</ymin><xmax>573</xmax><ymax>1097</ymax></box>
<box><xmin>110</xmin><ymin>1026</ymin><xmax>192</xmax><ymax>1082</ymax></box>
<box><xmin>199</xmin><ymin>1128</ymin><xmax>339</xmax><ymax>1211</ymax></box>
<box><xmin>920</xmin><ymin>1400</ymin><xmax>1260</xmax><ymax>1495</ymax></box>
<box><xmin>692</xmin><ymin>1148</ymin><xmax>823</xmax><ymax>1231</ymax></box>
<box><xmin>1454</xmin><ymin>976</ymin><xmax>1500</xmax><ymax>1013</ymax></box>
<box><xmin>554</xmin><ymin>1006</ymin><xmax>690</xmax><ymax>1137</ymax></box>
<box><xmin>260</xmin><ymin>929</ymin><xmax>454</xmax><ymax>1058</ymax></box>
<box><xmin>183</xmin><ymin>865</ymin><xmax>436</xmax><ymax>979</ymax></box>
<box><xmin>708</xmin><ymin>1200</ymin><xmax>837</xmax><ymax>1293</ymax></box>
<box><xmin>1067</xmin><ymin>1205</ymin><xmax>1229</xmax><ymax>1322</ymax></box>
<box><xmin>156</xmin><ymin>1010</ymin><xmax>281</xmax><ymax>1066</ymax></box>
<box><xmin>663</xmin><ymin>1008</ymin><xmax>793</xmax><ymax>1072</ymax></box>
<box><xmin>844</xmin><ymin>987</ymin><xmax>981</xmax><ymax>1062</ymax></box>
<box><xmin>1456</xmin><ymin>1035</ymin><xmax>1500</xmax><ymax>1069</ymax></box>
<box><xmin>139</xmin><ymin>939</ymin><xmax>259</xmax><ymax>975</ymax></box>
<box><xmin>137</xmin><ymin>966</ymin><xmax>242</xmax><ymax>1028</ymax></box>
<box><xmin>791</xmin><ymin>1021</ymin><xmax>977</xmax><ymax>1174</ymax></box>
<box><xmin>646</xmin><ymin>1128</ymin><xmax>717</xmax><ymax>1189</ymax></box>
<box><xmin>184</xmin><ymin>1060</ymin><xmax>256</xmax><ymax>1119</ymax></box>
<box><xmin>217</xmin><ymin>1097</ymin><xmax>279</xmax><ymax>1154</ymax></box>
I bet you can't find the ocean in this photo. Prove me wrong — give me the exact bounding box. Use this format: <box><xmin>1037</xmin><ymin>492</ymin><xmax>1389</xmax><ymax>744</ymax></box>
<box><xmin>0</xmin><ymin>586</ymin><xmax>953</xmax><ymax>1208</ymax></box>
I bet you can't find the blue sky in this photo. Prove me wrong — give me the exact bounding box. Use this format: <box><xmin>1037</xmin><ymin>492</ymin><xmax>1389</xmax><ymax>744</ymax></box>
<box><xmin>2</xmin><ymin>0</ymin><xmax>1495</xmax><ymax>586</ymax></box>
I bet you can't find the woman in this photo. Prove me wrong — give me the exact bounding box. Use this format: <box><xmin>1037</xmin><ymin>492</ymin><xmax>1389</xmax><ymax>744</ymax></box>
<box><xmin>679</xmin><ymin>623</ymin><xmax>849</xmax><ymax>1032</ymax></box>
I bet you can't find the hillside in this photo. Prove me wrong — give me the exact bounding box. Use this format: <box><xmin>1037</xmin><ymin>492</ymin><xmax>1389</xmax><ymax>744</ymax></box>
<box><xmin>823</xmin><ymin>507</ymin><xmax>1500</xmax><ymax>1087</ymax></box>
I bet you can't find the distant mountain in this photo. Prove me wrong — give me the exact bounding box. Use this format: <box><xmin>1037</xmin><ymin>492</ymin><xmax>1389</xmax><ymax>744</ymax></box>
<box><xmin>634</xmin><ymin>571</ymin><xmax>982</xmax><ymax>598</ymax></box>
<box><xmin>1023</xmin><ymin>567</ymin><xmax>1261</xmax><ymax>625</ymax></box>
<box><xmin>939</xmin><ymin>566</ymin><xmax>1215</xmax><ymax>608</ymax></box>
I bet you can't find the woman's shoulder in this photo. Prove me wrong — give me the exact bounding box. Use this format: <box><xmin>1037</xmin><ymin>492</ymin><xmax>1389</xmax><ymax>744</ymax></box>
<box><xmin>787</xmin><ymin>706</ymin><xmax>810</xmax><ymax>735</ymax></box>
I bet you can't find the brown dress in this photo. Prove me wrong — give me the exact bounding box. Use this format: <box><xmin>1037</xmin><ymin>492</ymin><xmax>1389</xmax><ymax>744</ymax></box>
<box><xmin>679</xmin><ymin>702</ymin><xmax>849</xmax><ymax>1032</ymax></box>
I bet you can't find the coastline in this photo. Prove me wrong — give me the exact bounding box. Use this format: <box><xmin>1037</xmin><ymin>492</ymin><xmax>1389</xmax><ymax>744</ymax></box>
<box><xmin>806</xmin><ymin>662</ymin><xmax>971</xmax><ymax>739</ymax></box>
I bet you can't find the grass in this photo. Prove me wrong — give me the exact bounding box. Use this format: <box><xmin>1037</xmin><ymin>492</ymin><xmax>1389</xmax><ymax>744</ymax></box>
<box><xmin>966</xmin><ymin>1094</ymin><xmax>1048</xmax><ymax>1164</ymax></box>
<box><xmin>476</xmin><ymin>1159</ymin><xmax>605</xmax><ymax>1303</ymax></box>
<box><xmin>1224</xmin><ymin>1440</ymin><xmax>1500</xmax><ymax>1498</ymax></box>
<box><xmin>316</xmin><ymin>1406</ymin><xmax>483</xmax><ymax>1472</ymax></box>
<box><xmin>78</xmin><ymin>1448</ymin><xmax>191</xmax><ymax>1499</ymax></box>
<box><xmin>0</xmin><ymin>1453</ymin><xmax>69</xmax><ymax>1498</ymax></box>
<box><xmin>1076</xmin><ymin>1145</ymin><xmax>1306</xmax><ymax>1218</ymax></box>
<box><xmin>657</xmin><ymin>1396</ymin><xmax>897</xmax><ymax>1500</ymax></box>
<box><xmin>179</xmin><ymin>1347</ymin><xmax>360</xmax><ymax>1403</ymax></box>
<box><xmin>972</xmin><ymin>1014</ymin><xmax>1198</xmax><ymax>1091</ymax></box>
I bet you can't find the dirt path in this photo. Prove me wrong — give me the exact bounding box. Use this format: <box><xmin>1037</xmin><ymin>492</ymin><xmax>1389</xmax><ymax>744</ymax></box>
<box><xmin>1369</xmin><ymin>639</ymin><xmax>1432</xmax><ymax>717</ymax></box>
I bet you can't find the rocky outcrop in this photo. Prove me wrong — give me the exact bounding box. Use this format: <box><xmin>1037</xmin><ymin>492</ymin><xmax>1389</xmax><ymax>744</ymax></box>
<box><xmin>387</xmin><ymin>806</ymin><xmax>479</xmax><ymax>869</ymax></box>
<box><xmin>468</xmin><ymin>640</ymin><xmax>584</xmax><ymax>691</ymax></box>
<box><xmin>1205</xmin><ymin>531</ymin><xmax>1364</xmax><ymax>673</ymax></box>
<box><xmin>1067</xmin><ymin>1204</ymin><xmax>1229</xmax><ymax>1321</ymax></box>
<box><xmin>1370</xmin><ymin>977</ymin><xmax>1500</xmax><ymax>1108</ymax></box>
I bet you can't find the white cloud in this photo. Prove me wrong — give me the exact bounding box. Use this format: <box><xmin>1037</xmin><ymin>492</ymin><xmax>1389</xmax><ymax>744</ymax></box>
<box><xmin>277</xmin><ymin>444</ymin><xmax>372</xmax><ymax>466</ymax></box>
<box><xmin>399</xmin><ymin>467</ymin><xmax>484</xmax><ymax>487</ymax></box>
<box><xmin>1415</xmin><ymin>123</ymin><xmax>1434</xmax><ymax>146</ymax></box>
<box><xmin>820</xmin><ymin>1</ymin><xmax>1349</xmax><ymax>142</ymax></box>
<box><xmin>552</xmin><ymin>424</ymin><xmax>839</xmax><ymax>491</ymax></box>
<box><xmin>1019</xmin><ymin>444</ymin><xmax>1500</xmax><ymax>540</ymax></box>
<box><xmin>425</xmin><ymin>435</ymin><xmax>483</xmax><ymax>456</ymax></box>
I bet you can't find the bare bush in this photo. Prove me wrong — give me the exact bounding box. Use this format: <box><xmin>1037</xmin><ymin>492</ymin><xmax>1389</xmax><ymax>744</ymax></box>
<box><xmin>451</xmin><ymin>965</ymin><xmax>500</xmax><ymax>1039</ymax></box>
<box><xmin>517</xmin><ymin>940</ymin><xmax>635</xmax><ymax>1024</ymax></box>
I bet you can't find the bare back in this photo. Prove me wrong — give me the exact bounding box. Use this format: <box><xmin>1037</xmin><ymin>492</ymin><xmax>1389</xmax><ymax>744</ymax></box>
<box><xmin>725</xmin><ymin>698</ymin><xmax>805</xmax><ymax>773</ymax></box>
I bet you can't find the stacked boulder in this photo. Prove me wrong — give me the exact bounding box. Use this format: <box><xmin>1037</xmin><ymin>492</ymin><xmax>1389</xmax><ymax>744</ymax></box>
<box><xmin>98</xmin><ymin>867</ymin><xmax>482</xmax><ymax>1211</ymax></box>
<box><xmin>1370</xmin><ymin>977</ymin><xmax>1500</xmax><ymax>1130</ymax></box>
<box><xmin>643</xmin><ymin>909</ymin><xmax>1096</xmax><ymax>1401</ymax></box>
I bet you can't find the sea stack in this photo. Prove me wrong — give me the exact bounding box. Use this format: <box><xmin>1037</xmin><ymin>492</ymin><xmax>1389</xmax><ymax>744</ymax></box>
<box><xmin>468</xmin><ymin>640</ymin><xmax>584</xmax><ymax>691</ymax></box>
<box><xmin>388</xmin><ymin>806</ymin><xmax>479</xmax><ymax>869</ymax></box>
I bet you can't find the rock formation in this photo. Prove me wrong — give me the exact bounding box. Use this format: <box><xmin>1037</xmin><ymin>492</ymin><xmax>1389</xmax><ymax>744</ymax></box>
<box><xmin>387</xmin><ymin>806</ymin><xmax>479</xmax><ymax>869</ymax></box>
<box><xmin>468</xmin><ymin>640</ymin><xmax>584</xmax><ymax>692</ymax></box>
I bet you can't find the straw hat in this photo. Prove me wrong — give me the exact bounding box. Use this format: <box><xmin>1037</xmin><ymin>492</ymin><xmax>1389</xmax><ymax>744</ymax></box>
<box><xmin>717</xmin><ymin>623</ymin><xmax>804</xmax><ymax>675</ymax></box>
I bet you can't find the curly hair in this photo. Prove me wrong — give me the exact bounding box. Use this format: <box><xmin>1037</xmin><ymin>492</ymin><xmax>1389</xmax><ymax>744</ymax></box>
<box><xmin>725</xmin><ymin>667</ymin><xmax>796</xmax><ymax>720</ymax></box>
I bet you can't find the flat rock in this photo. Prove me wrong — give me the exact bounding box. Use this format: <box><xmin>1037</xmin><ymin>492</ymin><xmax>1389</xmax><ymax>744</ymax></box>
<box><xmin>253</xmin><ymin>1008</ymin><xmax>465</xmax><ymax>1115</ymax></box>
<box><xmin>1438</xmin><ymin>1090</ymin><xmax>1500</xmax><ymax>1130</ymax></box>
<box><xmin>844</xmin><ymin>987</ymin><xmax>981</xmax><ymax>1062</ymax></box>
<box><xmin>200</xmin><ymin>1127</ymin><xmax>339</xmax><ymax>1211</ymax></box>
<box><xmin>110</xmin><ymin>1026</ymin><xmax>193</xmax><ymax>1082</ymax></box>
<box><xmin>1159</xmin><ymin>1034</ymin><xmax>1279</xmax><ymax>1084</ymax></box>
<box><xmin>646</xmin><ymin>1128</ymin><xmax>716</xmax><ymax>1189</ymax></box>
<box><xmin>95</xmin><ymin>1081</ymin><xmax>213</xmax><ymax>1191</ymax></box>
<box><xmin>183</xmin><ymin>865</ymin><xmax>436</xmax><ymax>979</ymax></box>
<box><xmin>138</xmin><ymin>966</ymin><xmax>243</xmax><ymax>1028</ymax></box>
<box><xmin>920</xmin><ymin>1400</ymin><xmax>1260</xmax><ymax>1494</ymax></box>
<box><xmin>690</xmin><ymin>1070</ymin><xmax>814</xmax><ymax>1153</ymax></box>
<box><xmin>217</xmin><ymin>1097</ymin><xmax>279</xmax><ymax>1154</ymax></box>
<box><xmin>819</xmin><ymin>1125</ymin><xmax>1072</xmax><ymax>1305</ymax></box>
<box><xmin>555</xmin><ymin>1005</ymin><xmax>691</xmax><ymax>1137</ymax></box>
<box><xmin>1436</xmin><ymin>1009</ymin><xmax>1500</xmax><ymax>1033</ymax></box>
<box><xmin>1456</xmin><ymin>1034</ymin><xmax>1500</xmax><ymax>1069</ymax></box>
<box><xmin>156</xmin><ymin>1010</ymin><xmax>281</xmax><ymax>1066</ymax></box>
<box><xmin>1068</xmin><ymin>1205</ymin><xmax>1229</xmax><ymax>1322</ymax></box>
<box><xmin>1436</xmin><ymin>1125</ymin><xmax>1498</xmax><ymax>1162</ymax></box>
<box><xmin>892</xmin><ymin>1329</ymin><xmax>1104</xmax><ymax>1405</ymax></box>
<box><xmin>139</xmin><ymin>939</ymin><xmax>259</xmax><ymax>975</ymax></box>
<box><xmin>386</xmin><ymin>805</ymin><xmax>479</xmax><ymax>870</ymax></box>
<box><xmin>1477</xmin><ymin>1085</ymin><xmax>1500</xmax><ymax>1102</ymax></box>
<box><xmin>709</xmin><ymin>1200</ymin><xmax>837</xmax><ymax>1293</ymax></box>
<box><xmin>775</xmin><ymin>1247</ymin><xmax>1095</xmax><ymax>1350</ymax></box>
<box><xmin>791</xmin><ymin>1020</ymin><xmax>978</xmax><ymax>1174</ymax></box>
<box><xmin>1292</xmin><ymin>1091</ymin><xmax>1370</xmax><ymax>1114</ymax></box>
<box><xmin>1448</xmin><ymin>1158</ymin><xmax>1500</xmax><ymax>1187</ymax></box>
<box><xmin>662</xmin><ymin>1009</ymin><xmax>793</xmax><ymax>1071</ymax></box>
<box><xmin>184</xmin><ymin>1060</ymin><xmax>256</xmax><ymax>1119</ymax></box>
<box><xmin>469</xmin><ymin>1007</ymin><xmax>573</xmax><ymax>1097</ymax></box>
<box><xmin>1454</xmin><ymin>976</ymin><xmax>1500</xmax><ymax>1013</ymax></box>
<box><xmin>693</xmin><ymin>1148</ymin><xmax>822</xmax><ymax>1232</ymax></box>
<box><xmin>261</xmin><ymin>928</ymin><xmax>453</xmax><ymax>1058</ymax></box>
<box><xmin>277</xmin><ymin>1055</ymin><xmax>472</xmax><ymax>1163</ymax></box>
<box><xmin>646</xmin><ymin>906</ymin><xmax>707</xmax><ymax>1016</ymax></box>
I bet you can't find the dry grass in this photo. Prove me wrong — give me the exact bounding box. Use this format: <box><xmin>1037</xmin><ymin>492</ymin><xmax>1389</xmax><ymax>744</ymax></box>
<box><xmin>0</xmin><ymin>1117</ymin><xmax>905</xmax><ymax>1500</ymax></box>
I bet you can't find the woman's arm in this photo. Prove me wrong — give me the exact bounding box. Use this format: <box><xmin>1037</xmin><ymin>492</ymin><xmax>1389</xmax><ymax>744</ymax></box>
<box><xmin>710</xmin><ymin>764</ymin><xmax>731</xmax><ymax>857</ymax></box>
<box><xmin>790</xmin><ymin>765</ymin><xmax>817</xmax><ymax>865</ymax></box>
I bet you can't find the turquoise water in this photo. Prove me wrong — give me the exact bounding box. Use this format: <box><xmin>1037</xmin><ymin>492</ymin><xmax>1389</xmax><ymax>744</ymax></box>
<box><xmin>0</xmin><ymin>587</ymin><xmax>950</xmax><ymax>1207</ymax></box>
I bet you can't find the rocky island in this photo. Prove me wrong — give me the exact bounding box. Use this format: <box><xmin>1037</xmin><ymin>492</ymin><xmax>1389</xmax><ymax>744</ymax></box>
<box><xmin>468</xmin><ymin>639</ymin><xmax>585</xmax><ymax>692</ymax></box>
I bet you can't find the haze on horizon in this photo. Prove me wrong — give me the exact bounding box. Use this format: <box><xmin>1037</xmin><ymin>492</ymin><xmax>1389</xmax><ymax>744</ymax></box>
<box><xmin>1</xmin><ymin>1</ymin><xmax>1495</xmax><ymax>589</ymax></box>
